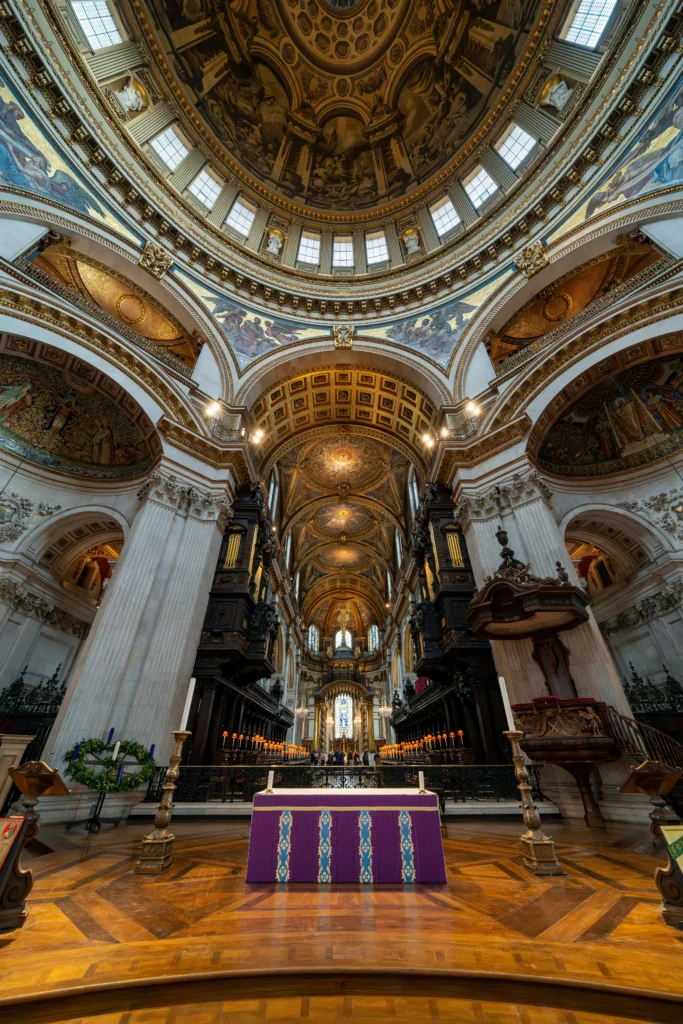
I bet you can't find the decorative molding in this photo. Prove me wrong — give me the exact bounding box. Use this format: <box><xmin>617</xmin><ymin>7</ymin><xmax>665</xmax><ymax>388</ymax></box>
<box><xmin>600</xmin><ymin>578</ymin><xmax>683</xmax><ymax>637</ymax></box>
<box><xmin>0</xmin><ymin>577</ymin><xmax>89</xmax><ymax>637</ymax></box>
<box><xmin>617</xmin><ymin>489</ymin><xmax>683</xmax><ymax>543</ymax></box>
<box><xmin>454</xmin><ymin>470</ymin><xmax>552</xmax><ymax>529</ymax></box>
<box><xmin>333</xmin><ymin>325</ymin><xmax>354</xmax><ymax>349</ymax></box>
<box><xmin>138</xmin><ymin>469</ymin><xmax>232</xmax><ymax>526</ymax></box>
<box><xmin>515</xmin><ymin>242</ymin><xmax>549</xmax><ymax>279</ymax></box>
<box><xmin>0</xmin><ymin>493</ymin><xmax>61</xmax><ymax>543</ymax></box>
<box><xmin>138</xmin><ymin>241</ymin><xmax>174</xmax><ymax>279</ymax></box>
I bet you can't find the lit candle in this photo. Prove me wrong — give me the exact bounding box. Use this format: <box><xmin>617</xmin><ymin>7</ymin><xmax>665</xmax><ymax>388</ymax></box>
<box><xmin>497</xmin><ymin>675</ymin><xmax>516</xmax><ymax>731</ymax></box>
<box><xmin>179</xmin><ymin>677</ymin><xmax>196</xmax><ymax>731</ymax></box>
<box><xmin>458</xmin><ymin>730</ymin><xmax>464</xmax><ymax>747</ymax></box>
<box><xmin>232</xmin><ymin>732</ymin><xmax>237</xmax><ymax>748</ymax></box>
<box><xmin>112</xmin><ymin>740</ymin><xmax>120</xmax><ymax>760</ymax></box>
<box><xmin>222</xmin><ymin>731</ymin><xmax>228</xmax><ymax>749</ymax></box>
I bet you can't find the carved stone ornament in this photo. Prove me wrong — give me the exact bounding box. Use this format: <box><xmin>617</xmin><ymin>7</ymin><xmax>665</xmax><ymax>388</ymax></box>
<box><xmin>600</xmin><ymin>578</ymin><xmax>683</xmax><ymax>637</ymax></box>
<box><xmin>617</xmin><ymin>489</ymin><xmax>683</xmax><ymax>542</ymax></box>
<box><xmin>138</xmin><ymin>241</ymin><xmax>174</xmax><ymax>279</ymax></box>
<box><xmin>0</xmin><ymin>493</ymin><xmax>61</xmax><ymax>543</ymax></box>
<box><xmin>138</xmin><ymin>469</ymin><xmax>232</xmax><ymax>526</ymax></box>
<box><xmin>333</xmin><ymin>324</ymin><xmax>354</xmax><ymax>349</ymax></box>
<box><xmin>515</xmin><ymin>241</ymin><xmax>549</xmax><ymax>279</ymax></box>
<box><xmin>0</xmin><ymin>578</ymin><xmax>89</xmax><ymax>637</ymax></box>
<box><xmin>454</xmin><ymin>471</ymin><xmax>552</xmax><ymax>529</ymax></box>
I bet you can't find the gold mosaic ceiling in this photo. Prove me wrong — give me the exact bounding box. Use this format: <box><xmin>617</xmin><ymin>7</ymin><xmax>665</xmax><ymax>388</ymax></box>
<box><xmin>140</xmin><ymin>0</ymin><xmax>546</xmax><ymax>212</ymax></box>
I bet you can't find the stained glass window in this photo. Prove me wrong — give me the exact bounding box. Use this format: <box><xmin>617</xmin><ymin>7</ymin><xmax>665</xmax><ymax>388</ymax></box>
<box><xmin>335</xmin><ymin>628</ymin><xmax>352</xmax><ymax>649</ymax></box>
<box><xmin>307</xmin><ymin>624</ymin><xmax>319</xmax><ymax>652</ymax></box>
<box><xmin>334</xmin><ymin>693</ymin><xmax>353</xmax><ymax>738</ymax></box>
<box><xmin>368</xmin><ymin>624</ymin><xmax>380</xmax><ymax>653</ymax></box>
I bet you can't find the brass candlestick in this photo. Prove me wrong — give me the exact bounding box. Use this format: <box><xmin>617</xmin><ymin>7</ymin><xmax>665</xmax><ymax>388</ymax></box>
<box><xmin>504</xmin><ymin>730</ymin><xmax>564</xmax><ymax>876</ymax></box>
<box><xmin>135</xmin><ymin>730</ymin><xmax>190</xmax><ymax>874</ymax></box>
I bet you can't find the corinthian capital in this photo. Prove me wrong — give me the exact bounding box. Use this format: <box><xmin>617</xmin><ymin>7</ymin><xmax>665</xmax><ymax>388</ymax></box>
<box><xmin>455</xmin><ymin>470</ymin><xmax>552</xmax><ymax>528</ymax></box>
<box><xmin>139</xmin><ymin>469</ymin><xmax>232</xmax><ymax>526</ymax></box>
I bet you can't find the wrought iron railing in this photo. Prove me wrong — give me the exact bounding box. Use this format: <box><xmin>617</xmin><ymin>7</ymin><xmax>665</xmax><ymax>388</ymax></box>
<box><xmin>598</xmin><ymin>704</ymin><xmax>683</xmax><ymax>769</ymax></box>
<box><xmin>143</xmin><ymin>763</ymin><xmax>545</xmax><ymax>806</ymax></box>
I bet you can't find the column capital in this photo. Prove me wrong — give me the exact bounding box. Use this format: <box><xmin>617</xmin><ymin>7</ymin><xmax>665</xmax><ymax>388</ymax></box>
<box><xmin>455</xmin><ymin>470</ymin><xmax>552</xmax><ymax>529</ymax></box>
<box><xmin>138</xmin><ymin>469</ymin><xmax>232</xmax><ymax>527</ymax></box>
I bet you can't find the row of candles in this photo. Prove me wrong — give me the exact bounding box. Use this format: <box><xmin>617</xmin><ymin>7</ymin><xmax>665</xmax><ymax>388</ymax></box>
<box><xmin>379</xmin><ymin>731</ymin><xmax>466</xmax><ymax>760</ymax></box>
<box><xmin>221</xmin><ymin>731</ymin><xmax>306</xmax><ymax>759</ymax></box>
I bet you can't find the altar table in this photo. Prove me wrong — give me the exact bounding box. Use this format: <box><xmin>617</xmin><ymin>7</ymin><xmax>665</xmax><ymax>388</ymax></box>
<box><xmin>246</xmin><ymin>788</ymin><xmax>447</xmax><ymax>884</ymax></box>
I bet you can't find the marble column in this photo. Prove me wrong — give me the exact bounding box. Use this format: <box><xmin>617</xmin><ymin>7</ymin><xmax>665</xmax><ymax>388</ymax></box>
<box><xmin>48</xmin><ymin>468</ymin><xmax>231</xmax><ymax>766</ymax></box>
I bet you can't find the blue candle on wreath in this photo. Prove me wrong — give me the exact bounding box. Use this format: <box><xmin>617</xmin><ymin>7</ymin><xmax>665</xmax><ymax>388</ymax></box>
<box><xmin>64</xmin><ymin>737</ymin><xmax>158</xmax><ymax>833</ymax></box>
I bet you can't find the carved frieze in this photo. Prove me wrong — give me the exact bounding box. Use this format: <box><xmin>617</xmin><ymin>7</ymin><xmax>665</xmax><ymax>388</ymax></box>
<box><xmin>454</xmin><ymin>471</ymin><xmax>552</xmax><ymax>529</ymax></box>
<box><xmin>138</xmin><ymin>469</ymin><xmax>232</xmax><ymax>526</ymax></box>
<box><xmin>600</xmin><ymin>578</ymin><xmax>683</xmax><ymax>637</ymax></box>
<box><xmin>0</xmin><ymin>578</ymin><xmax>89</xmax><ymax>637</ymax></box>
<box><xmin>617</xmin><ymin>489</ymin><xmax>683</xmax><ymax>542</ymax></box>
<box><xmin>0</xmin><ymin>493</ymin><xmax>61</xmax><ymax>543</ymax></box>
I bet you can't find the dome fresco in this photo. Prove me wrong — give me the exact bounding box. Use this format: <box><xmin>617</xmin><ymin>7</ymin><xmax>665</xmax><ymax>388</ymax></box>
<box><xmin>140</xmin><ymin>0</ymin><xmax>546</xmax><ymax>213</ymax></box>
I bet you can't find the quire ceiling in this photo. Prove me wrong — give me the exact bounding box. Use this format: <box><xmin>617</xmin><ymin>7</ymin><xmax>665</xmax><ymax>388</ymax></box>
<box><xmin>142</xmin><ymin>0</ymin><xmax>545</xmax><ymax>213</ymax></box>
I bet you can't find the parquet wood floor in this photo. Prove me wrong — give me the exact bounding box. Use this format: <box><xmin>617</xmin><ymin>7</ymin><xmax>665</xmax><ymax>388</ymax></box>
<box><xmin>0</xmin><ymin>819</ymin><xmax>681</xmax><ymax>1024</ymax></box>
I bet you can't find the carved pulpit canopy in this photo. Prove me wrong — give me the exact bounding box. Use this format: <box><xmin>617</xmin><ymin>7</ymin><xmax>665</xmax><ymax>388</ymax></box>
<box><xmin>465</xmin><ymin>529</ymin><xmax>589</xmax><ymax>641</ymax></box>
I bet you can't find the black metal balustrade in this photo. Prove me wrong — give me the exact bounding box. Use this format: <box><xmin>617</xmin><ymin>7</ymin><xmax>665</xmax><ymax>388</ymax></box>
<box><xmin>143</xmin><ymin>763</ymin><xmax>545</xmax><ymax>806</ymax></box>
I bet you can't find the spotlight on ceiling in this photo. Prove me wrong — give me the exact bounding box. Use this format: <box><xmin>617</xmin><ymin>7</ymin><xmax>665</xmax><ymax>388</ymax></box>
<box><xmin>465</xmin><ymin>401</ymin><xmax>482</xmax><ymax>416</ymax></box>
<box><xmin>253</xmin><ymin>428</ymin><xmax>265</xmax><ymax>443</ymax></box>
<box><xmin>440</xmin><ymin>426</ymin><xmax>449</xmax><ymax>438</ymax></box>
<box><xmin>205</xmin><ymin>401</ymin><xmax>221</xmax><ymax>417</ymax></box>
<box><xmin>422</xmin><ymin>433</ymin><xmax>434</xmax><ymax>447</ymax></box>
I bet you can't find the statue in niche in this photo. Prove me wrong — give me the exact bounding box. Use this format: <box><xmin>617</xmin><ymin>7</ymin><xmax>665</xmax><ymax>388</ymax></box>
<box><xmin>114</xmin><ymin>79</ymin><xmax>146</xmax><ymax>114</ymax></box>
<box><xmin>264</xmin><ymin>230</ymin><xmax>284</xmax><ymax>256</ymax></box>
<box><xmin>538</xmin><ymin>74</ymin><xmax>573</xmax><ymax>112</ymax></box>
<box><xmin>402</xmin><ymin>228</ymin><xmax>421</xmax><ymax>255</ymax></box>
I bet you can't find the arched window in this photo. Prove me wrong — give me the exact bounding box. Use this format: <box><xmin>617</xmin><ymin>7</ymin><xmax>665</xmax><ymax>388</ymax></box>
<box><xmin>368</xmin><ymin>624</ymin><xmax>380</xmax><ymax>653</ymax></box>
<box><xmin>334</xmin><ymin>693</ymin><xmax>353</xmax><ymax>738</ymax></box>
<box><xmin>334</xmin><ymin>628</ymin><xmax>352</xmax><ymax>650</ymax></box>
<box><xmin>307</xmin><ymin>624</ymin><xmax>319</xmax><ymax>652</ymax></box>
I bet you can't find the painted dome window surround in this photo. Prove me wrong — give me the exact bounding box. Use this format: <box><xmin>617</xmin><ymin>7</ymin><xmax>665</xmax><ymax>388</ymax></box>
<box><xmin>298</xmin><ymin>230</ymin><xmax>322</xmax><ymax>266</ymax></box>
<box><xmin>150</xmin><ymin>127</ymin><xmax>189</xmax><ymax>172</ymax></box>
<box><xmin>430</xmin><ymin>196</ymin><xmax>460</xmax><ymax>238</ymax></box>
<box><xmin>463</xmin><ymin>166</ymin><xmax>499</xmax><ymax>209</ymax></box>
<box><xmin>365</xmin><ymin>230</ymin><xmax>389</xmax><ymax>266</ymax></box>
<box><xmin>495</xmin><ymin>124</ymin><xmax>537</xmax><ymax>171</ymax></box>
<box><xmin>332</xmin><ymin>234</ymin><xmax>354</xmax><ymax>269</ymax></box>
<box><xmin>188</xmin><ymin>168</ymin><xmax>222</xmax><ymax>210</ymax></box>
<box><xmin>226</xmin><ymin>196</ymin><xmax>257</xmax><ymax>238</ymax></box>
<box><xmin>71</xmin><ymin>0</ymin><xmax>122</xmax><ymax>51</ymax></box>
<box><xmin>560</xmin><ymin>0</ymin><xmax>619</xmax><ymax>50</ymax></box>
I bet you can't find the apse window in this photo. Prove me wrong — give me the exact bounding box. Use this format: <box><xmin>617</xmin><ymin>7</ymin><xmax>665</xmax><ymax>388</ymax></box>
<box><xmin>188</xmin><ymin>168</ymin><xmax>222</xmax><ymax>210</ymax></box>
<box><xmin>297</xmin><ymin>230</ymin><xmax>321</xmax><ymax>265</ymax></box>
<box><xmin>463</xmin><ymin>166</ymin><xmax>498</xmax><ymax>209</ymax></box>
<box><xmin>560</xmin><ymin>0</ymin><xmax>618</xmax><ymax>49</ymax></box>
<box><xmin>368</xmin><ymin>624</ymin><xmax>380</xmax><ymax>654</ymax></box>
<box><xmin>225</xmin><ymin>196</ymin><xmax>257</xmax><ymax>237</ymax></box>
<box><xmin>495</xmin><ymin>123</ymin><xmax>537</xmax><ymax>170</ymax></box>
<box><xmin>307</xmin><ymin>624</ymin><xmax>319</xmax><ymax>652</ymax></box>
<box><xmin>150</xmin><ymin>127</ymin><xmax>189</xmax><ymax>172</ymax></box>
<box><xmin>430</xmin><ymin>195</ymin><xmax>460</xmax><ymax>237</ymax></box>
<box><xmin>332</xmin><ymin>234</ymin><xmax>354</xmax><ymax>268</ymax></box>
<box><xmin>71</xmin><ymin>1</ymin><xmax>122</xmax><ymax>50</ymax></box>
<box><xmin>365</xmin><ymin>230</ymin><xmax>389</xmax><ymax>265</ymax></box>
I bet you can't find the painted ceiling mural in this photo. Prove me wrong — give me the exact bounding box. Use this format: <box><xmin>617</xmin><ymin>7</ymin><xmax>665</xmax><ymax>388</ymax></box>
<box><xmin>0</xmin><ymin>349</ymin><xmax>158</xmax><ymax>479</ymax></box>
<box><xmin>537</xmin><ymin>352</ymin><xmax>683</xmax><ymax>478</ymax></box>
<box><xmin>144</xmin><ymin>0</ymin><xmax>544</xmax><ymax>211</ymax></box>
<box><xmin>178</xmin><ymin>267</ymin><xmax>509</xmax><ymax>369</ymax></box>
<box><xmin>552</xmin><ymin>78</ymin><xmax>683</xmax><ymax>241</ymax></box>
<box><xmin>32</xmin><ymin>242</ymin><xmax>201</xmax><ymax>370</ymax></box>
<box><xmin>0</xmin><ymin>77</ymin><xmax>138</xmax><ymax>240</ymax></box>
<box><xmin>485</xmin><ymin>240</ymin><xmax>662</xmax><ymax>369</ymax></box>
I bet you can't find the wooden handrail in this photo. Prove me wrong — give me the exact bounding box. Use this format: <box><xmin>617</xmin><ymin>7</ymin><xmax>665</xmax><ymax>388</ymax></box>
<box><xmin>597</xmin><ymin>704</ymin><xmax>683</xmax><ymax>770</ymax></box>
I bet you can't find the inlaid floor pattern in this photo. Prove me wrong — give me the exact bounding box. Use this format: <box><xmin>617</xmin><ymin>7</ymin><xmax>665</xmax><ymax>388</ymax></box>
<box><xmin>0</xmin><ymin>819</ymin><xmax>681</xmax><ymax>1023</ymax></box>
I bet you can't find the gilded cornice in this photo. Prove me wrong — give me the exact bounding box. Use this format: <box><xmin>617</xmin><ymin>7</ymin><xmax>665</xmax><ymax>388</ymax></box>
<box><xmin>156</xmin><ymin>418</ymin><xmax>254</xmax><ymax>485</ymax></box>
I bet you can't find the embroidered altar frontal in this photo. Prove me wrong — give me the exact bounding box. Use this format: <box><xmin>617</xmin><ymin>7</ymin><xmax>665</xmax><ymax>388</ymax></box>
<box><xmin>246</xmin><ymin>788</ymin><xmax>447</xmax><ymax>884</ymax></box>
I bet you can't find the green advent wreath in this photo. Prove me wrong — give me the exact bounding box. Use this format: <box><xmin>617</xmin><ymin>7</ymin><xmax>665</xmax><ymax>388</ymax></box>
<box><xmin>64</xmin><ymin>738</ymin><xmax>157</xmax><ymax>793</ymax></box>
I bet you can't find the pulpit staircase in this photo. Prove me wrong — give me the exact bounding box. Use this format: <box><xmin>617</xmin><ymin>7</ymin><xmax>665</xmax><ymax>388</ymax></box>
<box><xmin>597</xmin><ymin>705</ymin><xmax>683</xmax><ymax>816</ymax></box>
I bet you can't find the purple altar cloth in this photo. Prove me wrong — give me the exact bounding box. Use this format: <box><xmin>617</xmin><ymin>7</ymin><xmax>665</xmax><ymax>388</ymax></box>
<box><xmin>245</xmin><ymin>788</ymin><xmax>447</xmax><ymax>884</ymax></box>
